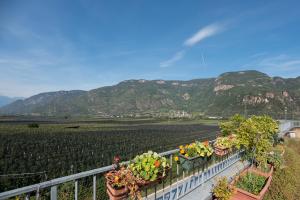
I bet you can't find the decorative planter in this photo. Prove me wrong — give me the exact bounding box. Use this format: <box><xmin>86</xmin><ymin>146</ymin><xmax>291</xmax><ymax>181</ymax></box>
<box><xmin>230</xmin><ymin>167</ymin><xmax>272</xmax><ymax>200</ymax></box>
<box><xmin>106</xmin><ymin>183</ymin><xmax>128</xmax><ymax>200</ymax></box>
<box><xmin>178</xmin><ymin>154</ymin><xmax>206</xmax><ymax>171</ymax></box>
<box><xmin>214</xmin><ymin>146</ymin><xmax>230</xmax><ymax>156</ymax></box>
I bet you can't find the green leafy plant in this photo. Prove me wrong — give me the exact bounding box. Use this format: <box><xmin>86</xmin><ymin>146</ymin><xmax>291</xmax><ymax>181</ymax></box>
<box><xmin>213</xmin><ymin>177</ymin><xmax>233</xmax><ymax>200</ymax></box>
<box><xmin>236</xmin><ymin>115</ymin><xmax>278</xmax><ymax>166</ymax></box>
<box><xmin>267</xmin><ymin>151</ymin><xmax>282</xmax><ymax>169</ymax></box>
<box><xmin>235</xmin><ymin>172</ymin><xmax>267</xmax><ymax>195</ymax></box>
<box><xmin>219</xmin><ymin>114</ymin><xmax>246</xmax><ymax>136</ymax></box>
<box><xmin>129</xmin><ymin>151</ymin><xmax>169</xmax><ymax>182</ymax></box>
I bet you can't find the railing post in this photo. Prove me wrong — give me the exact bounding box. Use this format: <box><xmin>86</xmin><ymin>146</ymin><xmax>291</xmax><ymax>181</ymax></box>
<box><xmin>93</xmin><ymin>175</ymin><xmax>96</xmax><ymax>200</ymax></box>
<box><xmin>169</xmin><ymin>154</ymin><xmax>173</xmax><ymax>186</ymax></box>
<box><xmin>75</xmin><ymin>180</ymin><xmax>78</xmax><ymax>200</ymax></box>
<box><xmin>50</xmin><ymin>186</ymin><xmax>57</xmax><ymax>200</ymax></box>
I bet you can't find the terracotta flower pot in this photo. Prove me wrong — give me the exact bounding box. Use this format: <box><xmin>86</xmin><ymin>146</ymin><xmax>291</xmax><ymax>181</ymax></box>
<box><xmin>230</xmin><ymin>167</ymin><xmax>272</xmax><ymax>200</ymax></box>
<box><xmin>214</xmin><ymin>146</ymin><xmax>230</xmax><ymax>156</ymax></box>
<box><xmin>106</xmin><ymin>183</ymin><xmax>128</xmax><ymax>200</ymax></box>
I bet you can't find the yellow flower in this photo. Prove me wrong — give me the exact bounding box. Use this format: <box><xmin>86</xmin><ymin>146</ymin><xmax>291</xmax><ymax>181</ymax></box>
<box><xmin>179</xmin><ymin>145</ymin><xmax>184</xmax><ymax>149</ymax></box>
<box><xmin>180</xmin><ymin>149</ymin><xmax>185</xmax><ymax>154</ymax></box>
<box><xmin>185</xmin><ymin>153</ymin><xmax>189</xmax><ymax>157</ymax></box>
<box><xmin>174</xmin><ymin>156</ymin><xmax>179</xmax><ymax>161</ymax></box>
<box><xmin>185</xmin><ymin>144</ymin><xmax>189</xmax><ymax>148</ymax></box>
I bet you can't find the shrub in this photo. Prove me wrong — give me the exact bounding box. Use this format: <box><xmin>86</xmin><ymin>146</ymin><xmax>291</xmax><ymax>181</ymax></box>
<box><xmin>213</xmin><ymin>177</ymin><xmax>233</xmax><ymax>200</ymax></box>
<box><xmin>236</xmin><ymin>115</ymin><xmax>278</xmax><ymax>166</ymax></box>
<box><xmin>267</xmin><ymin>152</ymin><xmax>282</xmax><ymax>169</ymax></box>
<box><xmin>219</xmin><ymin>114</ymin><xmax>245</xmax><ymax>136</ymax></box>
<box><xmin>27</xmin><ymin>123</ymin><xmax>39</xmax><ymax>128</ymax></box>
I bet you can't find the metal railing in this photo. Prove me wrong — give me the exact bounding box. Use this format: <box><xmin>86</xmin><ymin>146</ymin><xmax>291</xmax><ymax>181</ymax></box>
<box><xmin>278</xmin><ymin>120</ymin><xmax>300</xmax><ymax>137</ymax></box>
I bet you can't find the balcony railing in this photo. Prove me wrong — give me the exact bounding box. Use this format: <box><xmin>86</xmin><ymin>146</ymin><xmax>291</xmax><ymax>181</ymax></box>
<box><xmin>0</xmin><ymin>120</ymin><xmax>299</xmax><ymax>200</ymax></box>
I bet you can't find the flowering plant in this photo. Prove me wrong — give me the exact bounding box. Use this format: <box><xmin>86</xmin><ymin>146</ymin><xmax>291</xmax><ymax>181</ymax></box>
<box><xmin>214</xmin><ymin>136</ymin><xmax>233</xmax><ymax>150</ymax></box>
<box><xmin>106</xmin><ymin>165</ymin><xmax>142</xmax><ymax>199</ymax></box>
<box><xmin>105</xmin><ymin>168</ymin><xmax>127</xmax><ymax>188</ymax></box>
<box><xmin>176</xmin><ymin>140</ymin><xmax>214</xmax><ymax>159</ymax></box>
<box><xmin>129</xmin><ymin>151</ymin><xmax>169</xmax><ymax>182</ymax></box>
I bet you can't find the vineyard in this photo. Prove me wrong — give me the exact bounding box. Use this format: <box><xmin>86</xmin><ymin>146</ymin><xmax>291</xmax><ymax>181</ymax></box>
<box><xmin>0</xmin><ymin>118</ymin><xmax>219</xmax><ymax>193</ymax></box>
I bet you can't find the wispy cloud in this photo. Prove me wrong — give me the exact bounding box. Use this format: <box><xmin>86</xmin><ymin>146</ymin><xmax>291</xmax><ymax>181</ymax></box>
<box><xmin>242</xmin><ymin>54</ymin><xmax>300</xmax><ymax>77</ymax></box>
<box><xmin>160</xmin><ymin>22</ymin><xmax>226</xmax><ymax>67</ymax></box>
<box><xmin>184</xmin><ymin>23</ymin><xmax>225</xmax><ymax>47</ymax></box>
<box><xmin>160</xmin><ymin>50</ymin><xmax>185</xmax><ymax>68</ymax></box>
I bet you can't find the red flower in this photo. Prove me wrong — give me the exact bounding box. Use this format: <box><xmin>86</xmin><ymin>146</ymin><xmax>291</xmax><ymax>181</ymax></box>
<box><xmin>154</xmin><ymin>160</ymin><xmax>161</xmax><ymax>168</ymax></box>
<box><xmin>203</xmin><ymin>140</ymin><xmax>209</xmax><ymax>147</ymax></box>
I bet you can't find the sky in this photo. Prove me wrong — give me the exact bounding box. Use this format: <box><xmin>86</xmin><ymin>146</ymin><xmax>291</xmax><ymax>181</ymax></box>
<box><xmin>1</xmin><ymin>0</ymin><xmax>300</xmax><ymax>97</ymax></box>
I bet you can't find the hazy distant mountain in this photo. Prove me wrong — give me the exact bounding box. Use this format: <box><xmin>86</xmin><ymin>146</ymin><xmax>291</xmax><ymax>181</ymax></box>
<box><xmin>0</xmin><ymin>96</ymin><xmax>24</xmax><ymax>108</ymax></box>
<box><xmin>1</xmin><ymin>70</ymin><xmax>300</xmax><ymax>118</ymax></box>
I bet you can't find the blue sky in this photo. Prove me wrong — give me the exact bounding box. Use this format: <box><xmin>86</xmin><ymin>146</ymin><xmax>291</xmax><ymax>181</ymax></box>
<box><xmin>1</xmin><ymin>0</ymin><xmax>300</xmax><ymax>97</ymax></box>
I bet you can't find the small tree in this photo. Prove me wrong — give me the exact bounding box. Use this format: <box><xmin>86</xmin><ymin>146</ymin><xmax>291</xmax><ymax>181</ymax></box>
<box><xmin>219</xmin><ymin>114</ymin><xmax>246</xmax><ymax>136</ymax></box>
<box><xmin>237</xmin><ymin>115</ymin><xmax>278</xmax><ymax>166</ymax></box>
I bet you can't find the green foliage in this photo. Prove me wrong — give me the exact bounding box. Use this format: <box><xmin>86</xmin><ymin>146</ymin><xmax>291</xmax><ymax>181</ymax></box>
<box><xmin>213</xmin><ymin>177</ymin><xmax>233</xmax><ymax>200</ymax></box>
<box><xmin>219</xmin><ymin>114</ymin><xmax>245</xmax><ymax>136</ymax></box>
<box><xmin>267</xmin><ymin>152</ymin><xmax>283</xmax><ymax>169</ymax></box>
<box><xmin>236</xmin><ymin>115</ymin><xmax>278</xmax><ymax>166</ymax></box>
<box><xmin>27</xmin><ymin>123</ymin><xmax>39</xmax><ymax>128</ymax></box>
<box><xmin>235</xmin><ymin>172</ymin><xmax>267</xmax><ymax>195</ymax></box>
<box><xmin>129</xmin><ymin>151</ymin><xmax>169</xmax><ymax>181</ymax></box>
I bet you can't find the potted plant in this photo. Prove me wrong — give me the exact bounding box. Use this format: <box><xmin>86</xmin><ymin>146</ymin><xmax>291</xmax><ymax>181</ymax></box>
<box><xmin>212</xmin><ymin>177</ymin><xmax>233</xmax><ymax>200</ymax></box>
<box><xmin>177</xmin><ymin>141</ymin><xmax>213</xmax><ymax>171</ymax></box>
<box><xmin>105</xmin><ymin>168</ymin><xmax>129</xmax><ymax>200</ymax></box>
<box><xmin>229</xmin><ymin>115</ymin><xmax>278</xmax><ymax>200</ymax></box>
<box><xmin>231</xmin><ymin>168</ymin><xmax>272</xmax><ymax>200</ymax></box>
<box><xmin>105</xmin><ymin>156</ymin><xmax>141</xmax><ymax>200</ymax></box>
<box><xmin>214</xmin><ymin>136</ymin><xmax>232</xmax><ymax>156</ymax></box>
<box><xmin>129</xmin><ymin>151</ymin><xmax>170</xmax><ymax>187</ymax></box>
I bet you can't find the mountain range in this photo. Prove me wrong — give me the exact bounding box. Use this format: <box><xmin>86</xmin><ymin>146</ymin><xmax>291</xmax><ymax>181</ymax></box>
<box><xmin>0</xmin><ymin>70</ymin><xmax>299</xmax><ymax>118</ymax></box>
<box><xmin>0</xmin><ymin>96</ymin><xmax>23</xmax><ymax>108</ymax></box>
